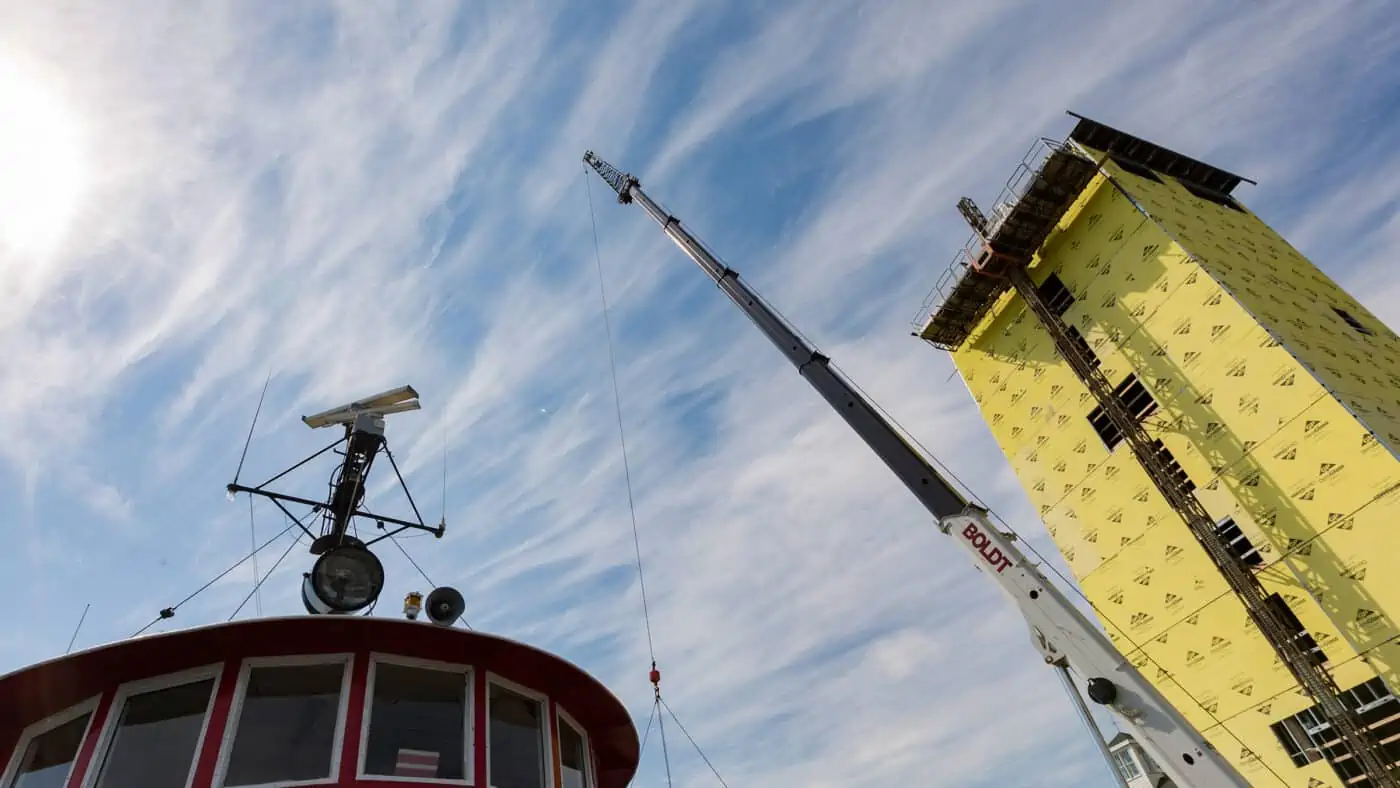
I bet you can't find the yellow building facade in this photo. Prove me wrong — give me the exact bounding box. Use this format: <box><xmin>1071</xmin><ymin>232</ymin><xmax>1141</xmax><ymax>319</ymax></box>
<box><xmin>925</xmin><ymin>118</ymin><xmax>1400</xmax><ymax>787</ymax></box>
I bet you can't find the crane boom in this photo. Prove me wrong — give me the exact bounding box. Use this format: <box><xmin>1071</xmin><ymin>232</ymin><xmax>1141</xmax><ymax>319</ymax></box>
<box><xmin>583</xmin><ymin>151</ymin><xmax>1250</xmax><ymax>788</ymax></box>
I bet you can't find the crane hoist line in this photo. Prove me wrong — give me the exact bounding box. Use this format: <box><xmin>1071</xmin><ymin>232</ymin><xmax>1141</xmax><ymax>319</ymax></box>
<box><xmin>582</xmin><ymin>151</ymin><xmax>1250</xmax><ymax>788</ymax></box>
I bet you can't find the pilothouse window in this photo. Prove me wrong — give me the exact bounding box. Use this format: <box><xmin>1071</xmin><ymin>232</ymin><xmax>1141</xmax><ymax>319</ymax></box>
<box><xmin>92</xmin><ymin>678</ymin><xmax>215</xmax><ymax>788</ymax></box>
<box><xmin>4</xmin><ymin>709</ymin><xmax>92</xmax><ymax>788</ymax></box>
<box><xmin>363</xmin><ymin>661</ymin><xmax>469</xmax><ymax>780</ymax></box>
<box><xmin>488</xmin><ymin>683</ymin><xmax>547</xmax><ymax>788</ymax></box>
<box><xmin>222</xmin><ymin>661</ymin><xmax>347</xmax><ymax>786</ymax></box>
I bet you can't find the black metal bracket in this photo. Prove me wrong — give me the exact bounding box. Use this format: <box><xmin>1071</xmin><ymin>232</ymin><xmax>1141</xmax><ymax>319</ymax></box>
<box><xmin>226</xmin><ymin>434</ymin><xmax>444</xmax><ymax>555</ymax></box>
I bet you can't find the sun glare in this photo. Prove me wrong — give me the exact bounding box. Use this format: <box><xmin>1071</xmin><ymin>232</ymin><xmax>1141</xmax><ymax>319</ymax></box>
<box><xmin>0</xmin><ymin>55</ymin><xmax>89</xmax><ymax>256</ymax></box>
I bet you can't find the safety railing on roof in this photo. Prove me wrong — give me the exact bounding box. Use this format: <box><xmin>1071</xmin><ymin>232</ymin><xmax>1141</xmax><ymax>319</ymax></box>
<box><xmin>911</xmin><ymin>136</ymin><xmax>1093</xmax><ymax>335</ymax></box>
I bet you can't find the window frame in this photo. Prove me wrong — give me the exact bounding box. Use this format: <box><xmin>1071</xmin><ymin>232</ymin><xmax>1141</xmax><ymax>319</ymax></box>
<box><xmin>1088</xmin><ymin>373</ymin><xmax>1158</xmax><ymax>451</ymax></box>
<box><xmin>356</xmin><ymin>653</ymin><xmax>475</xmax><ymax>785</ymax></box>
<box><xmin>0</xmin><ymin>695</ymin><xmax>101</xmax><ymax>788</ymax></box>
<box><xmin>1271</xmin><ymin>714</ymin><xmax>1325</xmax><ymax>767</ymax></box>
<box><xmin>1213</xmin><ymin>516</ymin><xmax>1263</xmax><ymax>568</ymax></box>
<box><xmin>80</xmin><ymin>663</ymin><xmax>224</xmax><ymax>788</ymax></box>
<box><xmin>1263</xmin><ymin>594</ymin><xmax>1328</xmax><ymax>666</ymax></box>
<box><xmin>1110</xmin><ymin>747</ymin><xmax>1142</xmax><ymax>779</ymax></box>
<box><xmin>485</xmin><ymin>673</ymin><xmax>555</xmax><ymax>788</ymax></box>
<box><xmin>554</xmin><ymin>706</ymin><xmax>594</xmax><ymax>788</ymax></box>
<box><xmin>1036</xmin><ymin>273</ymin><xmax>1075</xmax><ymax>318</ymax></box>
<box><xmin>1062</xmin><ymin>325</ymin><xmax>1101</xmax><ymax>370</ymax></box>
<box><xmin>212</xmin><ymin>653</ymin><xmax>355</xmax><ymax>788</ymax></box>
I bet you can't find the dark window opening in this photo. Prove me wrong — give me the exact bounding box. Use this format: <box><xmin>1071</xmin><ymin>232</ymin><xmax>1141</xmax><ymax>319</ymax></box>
<box><xmin>489</xmin><ymin>684</ymin><xmax>546</xmax><ymax>788</ymax></box>
<box><xmin>1149</xmin><ymin>440</ymin><xmax>1195</xmax><ymax>494</ymax></box>
<box><xmin>1177</xmin><ymin>178</ymin><xmax>1244</xmax><ymax>212</ymax></box>
<box><xmin>1214</xmin><ymin>517</ymin><xmax>1263</xmax><ymax>567</ymax></box>
<box><xmin>1116</xmin><ymin>374</ymin><xmax>1158</xmax><ymax>421</ymax></box>
<box><xmin>1064</xmin><ymin>325</ymin><xmax>1101</xmax><ymax>370</ymax></box>
<box><xmin>224</xmin><ymin>663</ymin><xmax>345</xmax><ymax>786</ymax></box>
<box><xmin>1264</xmin><ymin>593</ymin><xmax>1327</xmax><ymax>666</ymax></box>
<box><xmin>364</xmin><ymin>663</ymin><xmax>467</xmax><ymax>780</ymax></box>
<box><xmin>93</xmin><ymin>679</ymin><xmax>215</xmax><ymax>788</ymax></box>
<box><xmin>9</xmin><ymin>711</ymin><xmax>92</xmax><ymax>788</ymax></box>
<box><xmin>1332</xmin><ymin>306</ymin><xmax>1374</xmax><ymax>336</ymax></box>
<box><xmin>1109</xmin><ymin>154</ymin><xmax>1162</xmax><ymax>183</ymax></box>
<box><xmin>1088</xmin><ymin>374</ymin><xmax>1158</xmax><ymax>450</ymax></box>
<box><xmin>1037</xmin><ymin>273</ymin><xmax>1075</xmax><ymax>317</ymax></box>
<box><xmin>1271</xmin><ymin>677</ymin><xmax>1400</xmax><ymax>778</ymax></box>
<box><xmin>1271</xmin><ymin>716</ymin><xmax>1323</xmax><ymax>768</ymax></box>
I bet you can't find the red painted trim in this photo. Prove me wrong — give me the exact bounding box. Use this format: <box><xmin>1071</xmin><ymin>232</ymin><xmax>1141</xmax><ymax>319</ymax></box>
<box><xmin>339</xmin><ymin>653</ymin><xmax>369</xmax><ymax>783</ymax></box>
<box><xmin>473</xmin><ymin>669</ymin><xmax>487</xmax><ymax>786</ymax></box>
<box><xmin>64</xmin><ymin>692</ymin><xmax>114</xmax><ymax>788</ymax></box>
<box><xmin>190</xmin><ymin>659</ymin><xmax>240</xmax><ymax>788</ymax></box>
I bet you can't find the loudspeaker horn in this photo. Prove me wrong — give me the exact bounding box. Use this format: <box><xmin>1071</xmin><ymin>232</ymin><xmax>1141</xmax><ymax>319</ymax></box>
<box><xmin>424</xmin><ymin>586</ymin><xmax>465</xmax><ymax>627</ymax></box>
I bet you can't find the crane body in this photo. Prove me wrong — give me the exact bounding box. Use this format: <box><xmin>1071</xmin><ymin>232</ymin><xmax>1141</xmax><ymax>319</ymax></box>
<box><xmin>583</xmin><ymin>151</ymin><xmax>1250</xmax><ymax>788</ymax></box>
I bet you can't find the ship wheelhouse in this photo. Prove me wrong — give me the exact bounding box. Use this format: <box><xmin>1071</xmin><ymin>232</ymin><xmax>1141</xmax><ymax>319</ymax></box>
<box><xmin>0</xmin><ymin>617</ymin><xmax>638</xmax><ymax>788</ymax></box>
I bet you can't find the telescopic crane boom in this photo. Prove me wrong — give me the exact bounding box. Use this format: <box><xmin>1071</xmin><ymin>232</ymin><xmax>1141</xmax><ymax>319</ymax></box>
<box><xmin>583</xmin><ymin>151</ymin><xmax>1250</xmax><ymax>788</ymax></box>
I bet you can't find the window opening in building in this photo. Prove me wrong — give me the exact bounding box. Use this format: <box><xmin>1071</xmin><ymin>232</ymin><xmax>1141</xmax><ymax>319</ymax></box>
<box><xmin>1111</xmin><ymin>748</ymin><xmax>1142</xmax><ymax>780</ymax></box>
<box><xmin>1346</xmin><ymin>677</ymin><xmax>1400</xmax><ymax>765</ymax></box>
<box><xmin>1087</xmin><ymin>374</ymin><xmax>1158</xmax><ymax>450</ymax></box>
<box><xmin>1150</xmin><ymin>439</ymin><xmax>1195</xmax><ymax>495</ymax></box>
<box><xmin>93</xmin><ymin>678</ymin><xmax>215</xmax><ymax>788</ymax></box>
<box><xmin>363</xmin><ymin>662</ymin><xmax>468</xmax><ymax>780</ymax></box>
<box><xmin>1108</xmin><ymin>154</ymin><xmax>1162</xmax><ymax>184</ymax></box>
<box><xmin>1063</xmin><ymin>325</ymin><xmax>1101</xmax><ymax>370</ymax></box>
<box><xmin>223</xmin><ymin>662</ymin><xmax>345</xmax><ymax>786</ymax></box>
<box><xmin>488</xmin><ymin>683</ymin><xmax>546</xmax><ymax>788</ymax></box>
<box><xmin>1331</xmin><ymin>306</ymin><xmax>1374</xmax><ymax>336</ymax></box>
<box><xmin>1213</xmin><ymin>517</ymin><xmax>1263</xmax><ymax>567</ymax></box>
<box><xmin>1036</xmin><ymin>272</ymin><xmax>1076</xmax><ymax>317</ymax></box>
<box><xmin>1270</xmin><ymin>716</ymin><xmax>1323</xmax><ymax>767</ymax></box>
<box><xmin>1271</xmin><ymin>677</ymin><xmax>1400</xmax><ymax>777</ymax></box>
<box><xmin>559</xmin><ymin>718</ymin><xmax>588</xmax><ymax>788</ymax></box>
<box><xmin>1176</xmin><ymin>178</ymin><xmax>1244</xmax><ymax>212</ymax></box>
<box><xmin>5</xmin><ymin>710</ymin><xmax>91</xmax><ymax>788</ymax></box>
<box><xmin>1263</xmin><ymin>593</ymin><xmax>1327</xmax><ymax>666</ymax></box>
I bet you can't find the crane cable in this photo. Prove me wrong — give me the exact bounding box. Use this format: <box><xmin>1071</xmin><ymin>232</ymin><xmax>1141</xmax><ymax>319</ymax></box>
<box><xmin>584</xmin><ymin>166</ymin><xmax>729</xmax><ymax>787</ymax></box>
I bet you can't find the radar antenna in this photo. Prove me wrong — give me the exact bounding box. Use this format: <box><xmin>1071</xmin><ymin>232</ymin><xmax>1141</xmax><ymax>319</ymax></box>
<box><xmin>226</xmin><ymin>384</ymin><xmax>444</xmax><ymax>615</ymax></box>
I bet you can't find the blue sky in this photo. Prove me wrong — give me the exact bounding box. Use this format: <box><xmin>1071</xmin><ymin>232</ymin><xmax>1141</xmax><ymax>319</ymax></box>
<box><xmin>2</xmin><ymin>2</ymin><xmax>1400</xmax><ymax>786</ymax></box>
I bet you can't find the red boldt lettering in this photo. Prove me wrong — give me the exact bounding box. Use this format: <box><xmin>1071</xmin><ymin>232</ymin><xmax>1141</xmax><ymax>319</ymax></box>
<box><xmin>959</xmin><ymin>520</ymin><xmax>1015</xmax><ymax>574</ymax></box>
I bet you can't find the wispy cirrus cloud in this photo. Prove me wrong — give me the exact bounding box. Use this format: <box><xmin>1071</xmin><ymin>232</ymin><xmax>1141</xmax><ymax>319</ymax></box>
<box><xmin>3</xmin><ymin>2</ymin><xmax>1399</xmax><ymax>786</ymax></box>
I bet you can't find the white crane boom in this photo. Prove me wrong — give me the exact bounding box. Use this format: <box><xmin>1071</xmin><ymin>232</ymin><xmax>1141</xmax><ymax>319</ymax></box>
<box><xmin>583</xmin><ymin>151</ymin><xmax>1250</xmax><ymax>788</ymax></box>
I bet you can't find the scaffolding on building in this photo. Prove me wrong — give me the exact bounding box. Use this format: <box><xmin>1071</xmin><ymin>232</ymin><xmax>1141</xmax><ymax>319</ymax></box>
<box><xmin>920</xmin><ymin>114</ymin><xmax>1398</xmax><ymax>788</ymax></box>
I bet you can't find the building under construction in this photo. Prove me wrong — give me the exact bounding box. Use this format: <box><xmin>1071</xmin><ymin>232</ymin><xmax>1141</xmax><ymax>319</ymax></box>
<box><xmin>920</xmin><ymin>115</ymin><xmax>1400</xmax><ymax>787</ymax></box>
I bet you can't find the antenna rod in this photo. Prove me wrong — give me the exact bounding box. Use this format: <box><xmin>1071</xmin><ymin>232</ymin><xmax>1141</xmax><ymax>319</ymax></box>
<box><xmin>581</xmin><ymin>151</ymin><xmax>967</xmax><ymax>518</ymax></box>
<box><xmin>65</xmin><ymin>603</ymin><xmax>90</xmax><ymax>654</ymax></box>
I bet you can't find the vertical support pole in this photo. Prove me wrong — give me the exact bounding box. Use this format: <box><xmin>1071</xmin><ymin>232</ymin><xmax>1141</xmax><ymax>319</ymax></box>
<box><xmin>1057</xmin><ymin>664</ymin><xmax>1131</xmax><ymax>788</ymax></box>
